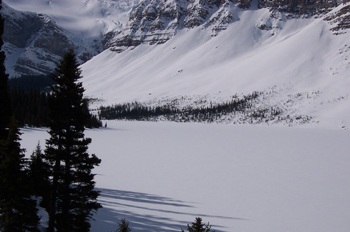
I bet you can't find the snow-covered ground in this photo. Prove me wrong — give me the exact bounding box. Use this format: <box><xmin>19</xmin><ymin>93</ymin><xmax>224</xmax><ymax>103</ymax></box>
<box><xmin>6</xmin><ymin>0</ymin><xmax>350</xmax><ymax>230</ymax></box>
<box><xmin>4</xmin><ymin>0</ymin><xmax>350</xmax><ymax>128</ymax></box>
<box><xmin>79</xmin><ymin>4</ymin><xmax>350</xmax><ymax>129</ymax></box>
<box><xmin>20</xmin><ymin>120</ymin><xmax>350</xmax><ymax>232</ymax></box>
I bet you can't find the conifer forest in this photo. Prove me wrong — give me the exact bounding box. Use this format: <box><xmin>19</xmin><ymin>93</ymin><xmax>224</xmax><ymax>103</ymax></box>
<box><xmin>0</xmin><ymin>1</ymin><xmax>213</xmax><ymax>230</ymax></box>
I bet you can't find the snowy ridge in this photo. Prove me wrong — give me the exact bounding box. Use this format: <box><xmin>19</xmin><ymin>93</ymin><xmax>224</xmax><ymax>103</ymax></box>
<box><xmin>104</xmin><ymin>0</ymin><xmax>241</xmax><ymax>51</ymax></box>
<box><xmin>3</xmin><ymin>0</ymin><xmax>350</xmax><ymax>128</ymax></box>
<box><xmin>1</xmin><ymin>2</ymin><xmax>104</xmax><ymax>76</ymax></box>
<box><xmin>82</xmin><ymin>3</ymin><xmax>350</xmax><ymax>129</ymax></box>
<box><xmin>2</xmin><ymin>0</ymin><xmax>137</xmax><ymax>76</ymax></box>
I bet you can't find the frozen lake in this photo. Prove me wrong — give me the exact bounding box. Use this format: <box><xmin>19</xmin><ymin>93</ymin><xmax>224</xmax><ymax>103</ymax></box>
<box><xmin>21</xmin><ymin>121</ymin><xmax>350</xmax><ymax>232</ymax></box>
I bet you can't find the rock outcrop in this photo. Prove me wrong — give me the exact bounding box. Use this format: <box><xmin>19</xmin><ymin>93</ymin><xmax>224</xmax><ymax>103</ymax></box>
<box><xmin>324</xmin><ymin>3</ymin><xmax>350</xmax><ymax>34</ymax></box>
<box><xmin>1</xmin><ymin>3</ymin><xmax>102</xmax><ymax>77</ymax></box>
<box><xmin>2</xmin><ymin>0</ymin><xmax>349</xmax><ymax>76</ymax></box>
<box><xmin>104</xmin><ymin>0</ymin><xmax>348</xmax><ymax>52</ymax></box>
<box><xmin>258</xmin><ymin>0</ymin><xmax>346</xmax><ymax>16</ymax></box>
<box><xmin>104</xmin><ymin>0</ymin><xmax>238</xmax><ymax>52</ymax></box>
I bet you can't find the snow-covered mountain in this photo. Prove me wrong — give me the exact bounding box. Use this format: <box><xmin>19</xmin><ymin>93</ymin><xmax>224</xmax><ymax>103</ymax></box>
<box><xmin>2</xmin><ymin>3</ymin><xmax>101</xmax><ymax>76</ymax></box>
<box><xmin>2</xmin><ymin>0</ymin><xmax>137</xmax><ymax>76</ymax></box>
<box><xmin>3</xmin><ymin>0</ymin><xmax>350</xmax><ymax>128</ymax></box>
<box><xmin>81</xmin><ymin>2</ymin><xmax>350</xmax><ymax>129</ymax></box>
<box><xmin>10</xmin><ymin>2</ymin><xmax>350</xmax><ymax>230</ymax></box>
<box><xmin>3</xmin><ymin>0</ymin><xmax>346</xmax><ymax>73</ymax></box>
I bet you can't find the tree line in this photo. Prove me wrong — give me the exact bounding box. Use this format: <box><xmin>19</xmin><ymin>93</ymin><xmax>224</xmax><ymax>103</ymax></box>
<box><xmin>8</xmin><ymin>74</ymin><xmax>55</xmax><ymax>92</ymax></box>
<box><xmin>0</xmin><ymin>4</ymin><xmax>102</xmax><ymax>229</ymax></box>
<box><xmin>98</xmin><ymin>91</ymin><xmax>283</xmax><ymax>123</ymax></box>
<box><xmin>9</xmin><ymin>84</ymin><xmax>102</xmax><ymax>128</ymax></box>
<box><xmin>0</xmin><ymin>1</ymin><xmax>220</xmax><ymax>230</ymax></box>
<box><xmin>0</xmin><ymin>49</ymin><xmax>218</xmax><ymax>232</ymax></box>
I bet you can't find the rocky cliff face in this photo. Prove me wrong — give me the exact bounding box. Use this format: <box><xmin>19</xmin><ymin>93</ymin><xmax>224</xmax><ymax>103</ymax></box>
<box><xmin>259</xmin><ymin>0</ymin><xmax>346</xmax><ymax>16</ymax></box>
<box><xmin>1</xmin><ymin>3</ymin><xmax>103</xmax><ymax>77</ymax></box>
<box><xmin>2</xmin><ymin>0</ymin><xmax>349</xmax><ymax>76</ymax></box>
<box><xmin>104</xmin><ymin>0</ymin><xmax>349</xmax><ymax>52</ymax></box>
<box><xmin>104</xmin><ymin>0</ymin><xmax>240</xmax><ymax>52</ymax></box>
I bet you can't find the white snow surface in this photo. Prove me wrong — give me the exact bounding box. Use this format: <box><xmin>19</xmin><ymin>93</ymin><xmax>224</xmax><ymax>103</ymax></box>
<box><xmin>4</xmin><ymin>0</ymin><xmax>350</xmax><ymax>128</ymax></box>
<box><xmin>8</xmin><ymin>1</ymin><xmax>350</xmax><ymax>230</ymax></box>
<box><xmin>80</xmin><ymin>4</ymin><xmax>350</xmax><ymax>129</ymax></box>
<box><xmin>20</xmin><ymin>120</ymin><xmax>350</xmax><ymax>232</ymax></box>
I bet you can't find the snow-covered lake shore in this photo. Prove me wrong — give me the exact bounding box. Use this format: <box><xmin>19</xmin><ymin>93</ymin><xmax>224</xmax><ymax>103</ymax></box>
<box><xmin>20</xmin><ymin>121</ymin><xmax>350</xmax><ymax>232</ymax></box>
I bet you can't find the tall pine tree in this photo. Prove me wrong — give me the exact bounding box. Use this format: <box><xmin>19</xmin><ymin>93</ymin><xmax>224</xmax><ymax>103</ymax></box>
<box><xmin>0</xmin><ymin>0</ymin><xmax>11</xmax><ymax>140</ymax></box>
<box><xmin>29</xmin><ymin>142</ymin><xmax>50</xmax><ymax>203</ymax></box>
<box><xmin>44</xmin><ymin>50</ymin><xmax>101</xmax><ymax>232</ymax></box>
<box><xmin>0</xmin><ymin>1</ymin><xmax>40</xmax><ymax>231</ymax></box>
<box><xmin>0</xmin><ymin>119</ymin><xmax>40</xmax><ymax>232</ymax></box>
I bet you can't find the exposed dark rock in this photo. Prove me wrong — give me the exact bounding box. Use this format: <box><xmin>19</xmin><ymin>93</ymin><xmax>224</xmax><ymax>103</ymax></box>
<box><xmin>324</xmin><ymin>4</ymin><xmax>350</xmax><ymax>34</ymax></box>
<box><xmin>104</xmin><ymin>0</ymin><xmax>344</xmax><ymax>52</ymax></box>
<box><xmin>2</xmin><ymin>0</ymin><xmax>347</xmax><ymax>75</ymax></box>
<box><xmin>2</xmin><ymin>11</ymin><xmax>42</xmax><ymax>48</ymax></box>
<box><xmin>1</xmin><ymin>3</ymin><xmax>103</xmax><ymax>77</ymax></box>
<box><xmin>258</xmin><ymin>0</ymin><xmax>342</xmax><ymax>15</ymax></box>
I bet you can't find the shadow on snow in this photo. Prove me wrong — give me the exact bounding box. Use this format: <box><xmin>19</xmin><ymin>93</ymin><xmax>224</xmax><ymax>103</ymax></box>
<box><xmin>91</xmin><ymin>188</ymin><xmax>245</xmax><ymax>232</ymax></box>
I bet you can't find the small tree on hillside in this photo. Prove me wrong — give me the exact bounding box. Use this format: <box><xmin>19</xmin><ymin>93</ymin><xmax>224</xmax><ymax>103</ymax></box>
<box><xmin>181</xmin><ymin>217</ymin><xmax>215</xmax><ymax>232</ymax></box>
<box><xmin>114</xmin><ymin>218</ymin><xmax>131</xmax><ymax>232</ymax></box>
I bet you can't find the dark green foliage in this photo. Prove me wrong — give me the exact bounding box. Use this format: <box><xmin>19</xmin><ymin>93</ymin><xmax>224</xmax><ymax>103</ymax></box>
<box><xmin>99</xmin><ymin>92</ymin><xmax>265</xmax><ymax>122</ymax></box>
<box><xmin>29</xmin><ymin>142</ymin><xmax>50</xmax><ymax>208</ymax></box>
<box><xmin>0</xmin><ymin>2</ymin><xmax>40</xmax><ymax>231</ymax></box>
<box><xmin>0</xmin><ymin>0</ymin><xmax>12</xmax><ymax>140</ymax></box>
<box><xmin>83</xmin><ymin>99</ymin><xmax>103</xmax><ymax>129</ymax></box>
<box><xmin>8</xmin><ymin>75</ymin><xmax>55</xmax><ymax>92</ymax></box>
<box><xmin>8</xmin><ymin>73</ymin><xmax>101</xmax><ymax>128</ymax></box>
<box><xmin>85</xmin><ymin>114</ymin><xmax>103</xmax><ymax>128</ymax></box>
<box><xmin>0</xmin><ymin>118</ymin><xmax>40</xmax><ymax>232</ymax></box>
<box><xmin>44</xmin><ymin>50</ymin><xmax>101</xmax><ymax>232</ymax></box>
<box><xmin>10</xmin><ymin>87</ymin><xmax>51</xmax><ymax>127</ymax></box>
<box><xmin>9</xmin><ymin>87</ymin><xmax>102</xmax><ymax>128</ymax></box>
<box><xmin>113</xmin><ymin>218</ymin><xmax>131</xmax><ymax>232</ymax></box>
<box><xmin>181</xmin><ymin>217</ymin><xmax>215</xmax><ymax>232</ymax></box>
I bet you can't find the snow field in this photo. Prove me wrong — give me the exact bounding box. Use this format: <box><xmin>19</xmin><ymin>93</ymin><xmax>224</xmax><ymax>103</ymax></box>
<box><xmin>20</xmin><ymin>121</ymin><xmax>350</xmax><ymax>232</ymax></box>
<box><xmin>80</xmin><ymin>5</ymin><xmax>350</xmax><ymax>128</ymax></box>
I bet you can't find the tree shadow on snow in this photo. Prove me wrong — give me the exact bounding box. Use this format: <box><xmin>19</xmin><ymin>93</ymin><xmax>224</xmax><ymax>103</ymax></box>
<box><xmin>91</xmin><ymin>188</ymin><xmax>245</xmax><ymax>232</ymax></box>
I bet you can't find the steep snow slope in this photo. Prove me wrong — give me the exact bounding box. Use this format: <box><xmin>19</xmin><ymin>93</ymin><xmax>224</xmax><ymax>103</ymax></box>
<box><xmin>81</xmin><ymin>3</ymin><xmax>350</xmax><ymax>129</ymax></box>
<box><xmin>4</xmin><ymin>0</ymin><xmax>350</xmax><ymax>128</ymax></box>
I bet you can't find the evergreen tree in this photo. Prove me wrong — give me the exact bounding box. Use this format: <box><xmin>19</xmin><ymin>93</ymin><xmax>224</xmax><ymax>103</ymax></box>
<box><xmin>0</xmin><ymin>118</ymin><xmax>40</xmax><ymax>232</ymax></box>
<box><xmin>0</xmin><ymin>2</ymin><xmax>40</xmax><ymax>231</ymax></box>
<box><xmin>0</xmin><ymin>0</ymin><xmax>12</xmax><ymax>140</ymax></box>
<box><xmin>181</xmin><ymin>217</ymin><xmax>215</xmax><ymax>232</ymax></box>
<box><xmin>113</xmin><ymin>218</ymin><xmax>131</xmax><ymax>232</ymax></box>
<box><xmin>44</xmin><ymin>50</ymin><xmax>101</xmax><ymax>232</ymax></box>
<box><xmin>29</xmin><ymin>142</ymin><xmax>50</xmax><ymax>207</ymax></box>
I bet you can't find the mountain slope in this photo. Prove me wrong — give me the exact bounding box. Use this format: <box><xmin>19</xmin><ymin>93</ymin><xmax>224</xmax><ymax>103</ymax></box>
<box><xmin>1</xmin><ymin>3</ymin><xmax>103</xmax><ymax>76</ymax></box>
<box><xmin>2</xmin><ymin>0</ymin><xmax>135</xmax><ymax>77</ymax></box>
<box><xmin>3</xmin><ymin>0</ymin><xmax>350</xmax><ymax>128</ymax></box>
<box><xmin>81</xmin><ymin>2</ymin><xmax>350</xmax><ymax>128</ymax></box>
